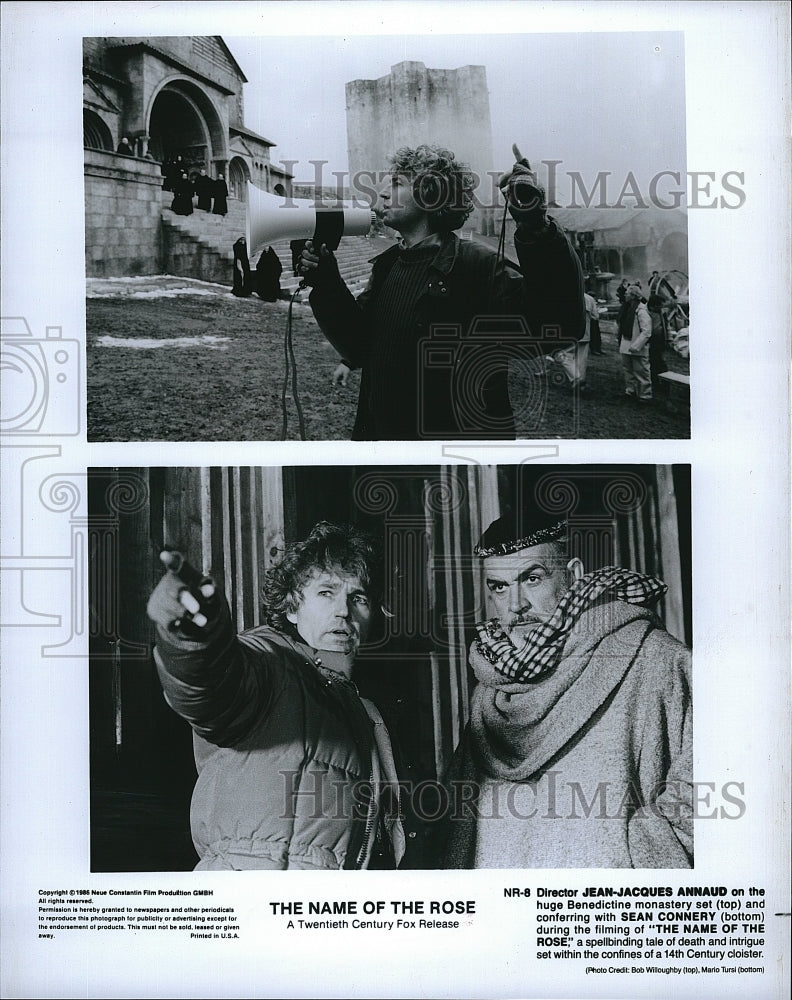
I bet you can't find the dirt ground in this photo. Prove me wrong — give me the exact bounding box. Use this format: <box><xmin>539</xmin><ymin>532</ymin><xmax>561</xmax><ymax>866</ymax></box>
<box><xmin>86</xmin><ymin>281</ymin><xmax>690</xmax><ymax>441</ymax></box>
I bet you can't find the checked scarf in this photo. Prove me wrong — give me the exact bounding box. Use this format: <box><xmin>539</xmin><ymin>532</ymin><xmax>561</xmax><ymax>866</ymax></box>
<box><xmin>473</xmin><ymin>566</ymin><xmax>667</xmax><ymax>683</ymax></box>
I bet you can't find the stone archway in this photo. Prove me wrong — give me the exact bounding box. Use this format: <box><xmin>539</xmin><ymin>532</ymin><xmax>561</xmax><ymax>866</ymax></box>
<box><xmin>659</xmin><ymin>231</ymin><xmax>688</xmax><ymax>274</ymax></box>
<box><xmin>147</xmin><ymin>79</ymin><xmax>226</xmax><ymax>174</ymax></box>
<box><xmin>621</xmin><ymin>245</ymin><xmax>648</xmax><ymax>279</ymax></box>
<box><xmin>83</xmin><ymin>109</ymin><xmax>113</xmax><ymax>151</ymax></box>
<box><xmin>228</xmin><ymin>156</ymin><xmax>250</xmax><ymax>202</ymax></box>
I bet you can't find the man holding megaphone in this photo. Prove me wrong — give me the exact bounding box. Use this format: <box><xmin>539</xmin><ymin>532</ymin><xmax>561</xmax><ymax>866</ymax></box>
<box><xmin>298</xmin><ymin>143</ymin><xmax>585</xmax><ymax>440</ymax></box>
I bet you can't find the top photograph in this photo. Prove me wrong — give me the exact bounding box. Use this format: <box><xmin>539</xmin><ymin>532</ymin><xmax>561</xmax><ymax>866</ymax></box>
<box><xmin>84</xmin><ymin>32</ymin><xmax>691</xmax><ymax>441</ymax></box>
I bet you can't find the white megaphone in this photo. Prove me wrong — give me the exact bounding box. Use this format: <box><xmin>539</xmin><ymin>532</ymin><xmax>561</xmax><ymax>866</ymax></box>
<box><xmin>246</xmin><ymin>182</ymin><xmax>375</xmax><ymax>254</ymax></box>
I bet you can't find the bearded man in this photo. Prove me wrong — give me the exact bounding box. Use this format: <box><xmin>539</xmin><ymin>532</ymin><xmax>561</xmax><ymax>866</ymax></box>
<box><xmin>440</xmin><ymin>509</ymin><xmax>693</xmax><ymax>869</ymax></box>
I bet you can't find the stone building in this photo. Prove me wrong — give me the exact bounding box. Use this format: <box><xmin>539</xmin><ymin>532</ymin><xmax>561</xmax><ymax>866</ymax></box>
<box><xmin>345</xmin><ymin>61</ymin><xmax>495</xmax><ymax>229</ymax></box>
<box><xmin>83</xmin><ymin>36</ymin><xmax>292</xmax><ymax>276</ymax></box>
<box><xmin>548</xmin><ymin>204</ymin><xmax>689</xmax><ymax>295</ymax></box>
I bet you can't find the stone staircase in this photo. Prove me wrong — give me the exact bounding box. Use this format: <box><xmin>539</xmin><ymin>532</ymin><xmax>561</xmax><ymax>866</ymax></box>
<box><xmin>160</xmin><ymin>190</ymin><xmax>393</xmax><ymax>297</ymax></box>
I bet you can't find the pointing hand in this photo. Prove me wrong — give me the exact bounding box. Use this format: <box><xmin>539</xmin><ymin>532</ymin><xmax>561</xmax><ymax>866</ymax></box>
<box><xmin>146</xmin><ymin>550</ymin><xmax>219</xmax><ymax>635</ymax></box>
<box><xmin>497</xmin><ymin>143</ymin><xmax>547</xmax><ymax>221</ymax></box>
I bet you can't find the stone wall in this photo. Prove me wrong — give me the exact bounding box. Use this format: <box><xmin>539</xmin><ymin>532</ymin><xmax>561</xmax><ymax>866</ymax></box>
<box><xmin>84</xmin><ymin>150</ymin><xmax>164</xmax><ymax>276</ymax></box>
<box><xmin>160</xmin><ymin>221</ymin><xmax>231</xmax><ymax>284</ymax></box>
<box><xmin>346</xmin><ymin>61</ymin><xmax>495</xmax><ymax>233</ymax></box>
<box><xmin>346</xmin><ymin>61</ymin><xmax>494</xmax><ymax>192</ymax></box>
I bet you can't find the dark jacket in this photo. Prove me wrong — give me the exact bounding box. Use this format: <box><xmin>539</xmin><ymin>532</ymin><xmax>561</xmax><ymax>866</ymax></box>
<box><xmin>309</xmin><ymin>223</ymin><xmax>585</xmax><ymax>440</ymax></box>
<box><xmin>154</xmin><ymin>607</ymin><xmax>406</xmax><ymax>871</ymax></box>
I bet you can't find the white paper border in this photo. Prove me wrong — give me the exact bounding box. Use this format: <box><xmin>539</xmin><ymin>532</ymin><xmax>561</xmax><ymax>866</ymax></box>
<box><xmin>1</xmin><ymin>3</ymin><xmax>790</xmax><ymax>998</ymax></box>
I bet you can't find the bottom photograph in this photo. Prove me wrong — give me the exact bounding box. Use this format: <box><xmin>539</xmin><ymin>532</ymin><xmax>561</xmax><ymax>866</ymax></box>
<box><xmin>88</xmin><ymin>464</ymin><xmax>692</xmax><ymax>873</ymax></box>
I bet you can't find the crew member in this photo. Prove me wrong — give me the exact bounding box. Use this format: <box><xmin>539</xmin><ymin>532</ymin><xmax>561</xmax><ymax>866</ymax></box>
<box><xmin>147</xmin><ymin>522</ymin><xmax>407</xmax><ymax>870</ymax></box>
<box><xmin>299</xmin><ymin>144</ymin><xmax>585</xmax><ymax>440</ymax></box>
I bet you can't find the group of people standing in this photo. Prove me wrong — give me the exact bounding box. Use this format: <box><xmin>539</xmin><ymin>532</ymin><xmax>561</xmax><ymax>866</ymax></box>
<box><xmin>161</xmin><ymin>154</ymin><xmax>228</xmax><ymax>218</ymax></box>
<box><xmin>615</xmin><ymin>275</ymin><xmax>671</xmax><ymax>403</ymax></box>
<box><xmin>231</xmin><ymin>237</ymin><xmax>283</xmax><ymax>302</ymax></box>
<box><xmin>545</xmin><ymin>271</ymin><xmax>673</xmax><ymax>405</ymax></box>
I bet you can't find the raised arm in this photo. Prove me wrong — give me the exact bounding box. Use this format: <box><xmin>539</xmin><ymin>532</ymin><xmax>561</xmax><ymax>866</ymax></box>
<box><xmin>146</xmin><ymin>552</ymin><xmax>274</xmax><ymax>746</ymax></box>
<box><xmin>498</xmin><ymin>145</ymin><xmax>586</xmax><ymax>343</ymax></box>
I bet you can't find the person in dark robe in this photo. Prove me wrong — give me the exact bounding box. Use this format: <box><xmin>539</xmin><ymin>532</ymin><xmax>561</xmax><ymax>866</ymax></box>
<box><xmin>231</xmin><ymin>238</ymin><xmax>253</xmax><ymax>297</ymax></box>
<box><xmin>116</xmin><ymin>136</ymin><xmax>134</xmax><ymax>156</ymax></box>
<box><xmin>171</xmin><ymin>171</ymin><xmax>194</xmax><ymax>216</ymax></box>
<box><xmin>162</xmin><ymin>154</ymin><xmax>184</xmax><ymax>192</ymax></box>
<box><xmin>254</xmin><ymin>247</ymin><xmax>283</xmax><ymax>301</ymax></box>
<box><xmin>212</xmin><ymin>173</ymin><xmax>228</xmax><ymax>216</ymax></box>
<box><xmin>194</xmin><ymin>169</ymin><xmax>213</xmax><ymax>211</ymax></box>
<box><xmin>161</xmin><ymin>156</ymin><xmax>174</xmax><ymax>191</ymax></box>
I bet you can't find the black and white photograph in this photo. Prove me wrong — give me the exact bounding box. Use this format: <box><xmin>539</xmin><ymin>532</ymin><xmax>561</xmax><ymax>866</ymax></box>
<box><xmin>84</xmin><ymin>31</ymin><xmax>691</xmax><ymax>442</ymax></box>
<box><xmin>1</xmin><ymin>2</ymin><xmax>790</xmax><ymax>999</ymax></box>
<box><xmin>88</xmin><ymin>464</ymin><xmax>692</xmax><ymax>873</ymax></box>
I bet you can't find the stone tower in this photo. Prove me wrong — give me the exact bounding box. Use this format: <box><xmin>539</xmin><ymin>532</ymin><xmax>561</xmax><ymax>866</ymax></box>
<box><xmin>346</xmin><ymin>61</ymin><xmax>494</xmax><ymax>211</ymax></box>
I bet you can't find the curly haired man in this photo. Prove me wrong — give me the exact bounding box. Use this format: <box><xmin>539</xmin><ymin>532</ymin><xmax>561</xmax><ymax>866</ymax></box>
<box><xmin>300</xmin><ymin>143</ymin><xmax>585</xmax><ymax>439</ymax></box>
<box><xmin>147</xmin><ymin>522</ymin><xmax>407</xmax><ymax>870</ymax></box>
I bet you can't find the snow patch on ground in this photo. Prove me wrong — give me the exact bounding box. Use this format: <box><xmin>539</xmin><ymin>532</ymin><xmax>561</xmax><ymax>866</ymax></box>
<box><xmin>93</xmin><ymin>287</ymin><xmax>220</xmax><ymax>299</ymax></box>
<box><xmin>96</xmin><ymin>334</ymin><xmax>231</xmax><ymax>350</ymax></box>
<box><xmin>86</xmin><ymin>275</ymin><xmax>230</xmax><ymax>299</ymax></box>
<box><xmin>86</xmin><ymin>274</ymin><xmax>303</xmax><ymax>306</ymax></box>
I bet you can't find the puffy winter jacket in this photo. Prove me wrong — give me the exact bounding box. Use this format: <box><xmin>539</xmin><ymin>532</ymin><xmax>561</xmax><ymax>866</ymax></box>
<box><xmin>155</xmin><ymin>606</ymin><xmax>403</xmax><ymax>870</ymax></box>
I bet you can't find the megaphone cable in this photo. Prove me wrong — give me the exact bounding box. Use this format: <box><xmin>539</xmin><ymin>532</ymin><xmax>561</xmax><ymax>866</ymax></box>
<box><xmin>280</xmin><ymin>287</ymin><xmax>307</xmax><ymax>440</ymax></box>
<box><xmin>490</xmin><ymin>200</ymin><xmax>511</xmax><ymax>306</ymax></box>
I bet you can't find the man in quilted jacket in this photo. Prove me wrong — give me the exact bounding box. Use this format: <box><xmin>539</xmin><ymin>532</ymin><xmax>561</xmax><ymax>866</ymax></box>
<box><xmin>147</xmin><ymin>522</ymin><xmax>406</xmax><ymax>870</ymax></box>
